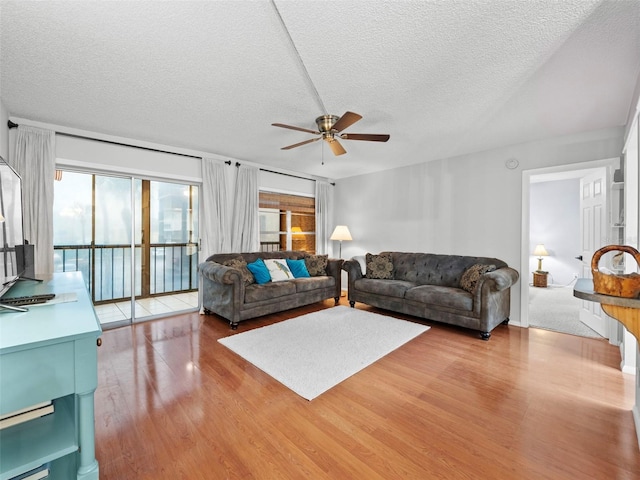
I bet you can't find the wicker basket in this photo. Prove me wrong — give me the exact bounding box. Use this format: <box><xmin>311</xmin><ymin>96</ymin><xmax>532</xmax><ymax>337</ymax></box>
<box><xmin>591</xmin><ymin>245</ymin><xmax>640</xmax><ymax>298</ymax></box>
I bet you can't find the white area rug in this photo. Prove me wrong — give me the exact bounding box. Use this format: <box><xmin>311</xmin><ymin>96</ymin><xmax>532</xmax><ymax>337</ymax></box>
<box><xmin>218</xmin><ymin>306</ymin><xmax>430</xmax><ymax>400</ymax></box>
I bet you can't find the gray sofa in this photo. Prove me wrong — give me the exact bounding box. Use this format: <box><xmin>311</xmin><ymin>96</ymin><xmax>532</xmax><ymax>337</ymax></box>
<box><xmin>199</xmin><ymin>250</ymin><xmax>342</xmax><ymax>329</ymax></box>
<box><xmin>342</xmin><ymin>252</ymin><xmax>519</xmax><ymax>340</ymax></box>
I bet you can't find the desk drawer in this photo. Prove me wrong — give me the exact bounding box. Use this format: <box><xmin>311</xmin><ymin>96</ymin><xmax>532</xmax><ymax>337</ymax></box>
<box><xmin>0</xmin><ymin>342</ymin><xmax>74</xmax><ymax>415</ymax></box>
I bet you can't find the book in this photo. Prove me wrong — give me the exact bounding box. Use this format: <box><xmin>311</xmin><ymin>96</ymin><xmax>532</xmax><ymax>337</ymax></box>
<box><xmin>11</xmin><ymin>464</ymin><xmax>50</xmax><ymax>480</ymax></box>
<box><xmin>0</xmin><ymin>401</ymin><xmax>54</xmax><ymax>430</ymax></box>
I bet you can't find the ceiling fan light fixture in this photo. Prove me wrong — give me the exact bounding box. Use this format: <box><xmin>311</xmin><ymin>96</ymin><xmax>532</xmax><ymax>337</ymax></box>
<box><xmin>316</xmin><ymin>115</ymin><xmax>339</xmax><ymax>132</ymax></box>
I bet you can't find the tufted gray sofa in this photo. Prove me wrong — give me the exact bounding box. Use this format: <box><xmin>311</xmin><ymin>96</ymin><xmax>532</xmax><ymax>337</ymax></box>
<box><xmin>199</xmin><ymin>251</ymin><xmax>342</xmax><ymax>329</ymax></box>
<box><xmin>342</xmin><ymin>252</ymin><xmax>519</xmax><ymax>340</ymax></box>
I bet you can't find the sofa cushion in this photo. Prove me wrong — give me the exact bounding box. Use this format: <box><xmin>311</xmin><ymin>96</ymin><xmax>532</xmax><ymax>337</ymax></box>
<box><xmin>460</xmin><ymin>264</ymin><xmax>496</xmax><ymax>293</ymax></box>
<box><xmin>405</xmin><ymin>285</ymin><xmax>473</xmax><ymax>311</ymax></box>
<box><xmin>244</xmin><ymin>281</ymin><xmax>297</xmax><ymax>303</ymax></box>
<box><xmin>305</xmin><ymin>254</ymin><xmax>328</xmax><ymax>276</ymax></box>
<box><xmin>293</xmin><ymin>276</ymin><xmax>335</xmax><ymax>293</ymax></box>
<box><xmin>222</xmin><ymin>257</ymin><xmax>255</xmax><ymax>285</ymax></box>
<box><xmin>264</xmin><ymin>259</ymin><xmax>294</xmax><ymax>282</ymax></box>
<box><xmin>354</xmin><ymin>278</ymin><xmax>415</xmax><ymax>298</ymax></box>
<box><xmin>247</xmin><ymin>258</ymin><xmax>271</xmax><ymax>285</ymax></box>
<box><xmin>366</xmin><ymin>253</ymin><xmax>394</xmax><ymax>279</ymax></box>
<box><xmin>286</xmin><ymin>258</ymin><xmax>310</xmax><ymax>278</ymax></box>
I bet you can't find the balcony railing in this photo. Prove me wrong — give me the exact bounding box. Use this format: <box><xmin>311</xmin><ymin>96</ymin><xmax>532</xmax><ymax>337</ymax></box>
<box><xmin>260</xmin><ymin>241</ymin><xmax>281</xmax><ymax>252</ymax></box>
<box><xmin>54</xmin><ymin>243</ymin><xmax>199</xmax><ymax>304</ymax></box>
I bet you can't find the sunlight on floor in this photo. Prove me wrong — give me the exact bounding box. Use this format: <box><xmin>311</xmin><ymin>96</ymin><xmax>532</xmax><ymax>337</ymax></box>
<box><xmin>93</xmin><ymin>291</ymin><xmax>199</xmax><ymax>325</ymax></box>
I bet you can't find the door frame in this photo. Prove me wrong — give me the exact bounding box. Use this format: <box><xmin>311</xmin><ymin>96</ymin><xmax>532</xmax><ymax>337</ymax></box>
<box><xmin>520</xmin><ymin>157</ymin><xmax>620</xmax><ymax>335</ymax></box>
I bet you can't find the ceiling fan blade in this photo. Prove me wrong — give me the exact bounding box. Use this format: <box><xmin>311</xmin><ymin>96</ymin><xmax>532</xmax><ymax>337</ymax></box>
<box><xmin>326</xmin><ymin>138</ymin><xmax>347</xmax><ymax>156</ymax></box>
<box><xmin>281</xmin><ymin>137</ymin><xmax>321</xmax><ymax>150</ymax></box>
<box><xmin>339</xmin><ymin>133</ymin><xmax>390</xmax><ymax>142</ymax></box>
<box><xmin>331</xmin><ymin>111</ymin><xmax>362</xmax><ymax>132</ymax></box>
<box><xmin>272</xmin><ymin>123</ymin><xmax>320</xmax><ymax>135</ymax></box>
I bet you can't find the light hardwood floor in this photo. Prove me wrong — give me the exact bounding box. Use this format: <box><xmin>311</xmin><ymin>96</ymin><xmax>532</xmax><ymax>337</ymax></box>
<box><xmin>95</xmin><ymin>299</ymin><xmax>640</xmax><ymax>479</ymax></box>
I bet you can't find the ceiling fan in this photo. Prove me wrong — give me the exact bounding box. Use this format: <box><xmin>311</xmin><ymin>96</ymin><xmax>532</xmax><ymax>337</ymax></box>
<box><xmin>272</xmin><ymin>111</ymin><xmax>390</xmax><ymax>156</ymax></box>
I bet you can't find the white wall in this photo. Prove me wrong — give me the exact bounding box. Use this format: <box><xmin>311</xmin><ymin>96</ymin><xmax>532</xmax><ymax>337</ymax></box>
<box><xmin>334</xmin><ymin>126</ymin><xmax>624</xmax><ymax>324</ymax></box>
<box><xmin>529</xmin><ymin>179</ymin><xmax>580</xmax><ymax>285</ymax></box>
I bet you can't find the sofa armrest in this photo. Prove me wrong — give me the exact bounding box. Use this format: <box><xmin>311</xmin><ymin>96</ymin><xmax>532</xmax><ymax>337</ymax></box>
<box><xmin>326</xmin><ymin>258</ymin><xmax>343</xmax><ymax>277</ymax></box>
<box><xmin>326</xmin><ymin>258</ymin><xmax>344</xmax><ymax>297</ymax></box>
<box><xmin>198</xmin><ymin>261</ymin><xmax>242</xmax><ymax>285</ymax></box>
<box><xmin>478</xmin><ymin>267</ymin><xmax>519</xmax><ymax>292</ymax></box>
<box><xmin>472</xmin><ymin>266</ymin><xmax>519</xmax><ymax>330</ymax></box>
<box><xmin>342</xmin><ymin>259</ymin><xmax>364</xmax><ymax>280</ymax></box>
<box><xmin>342</xmin><ymin>259</ymin><xmax>364</xmax><ymax>300</ymax></box>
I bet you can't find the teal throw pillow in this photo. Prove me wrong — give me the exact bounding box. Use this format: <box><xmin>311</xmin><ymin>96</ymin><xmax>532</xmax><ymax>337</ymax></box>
<box><xmin>286</xmin><ymin>258</ymin><xmax>310</xmax><ymax>278</ymax></box>
<box><xmin>246</xmin><ymin>258</ymin><xmax>271</xmax><ymax>284</ymax></box>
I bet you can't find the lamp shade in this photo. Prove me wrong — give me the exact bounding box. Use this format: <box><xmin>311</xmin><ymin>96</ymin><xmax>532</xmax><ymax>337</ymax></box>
<box><xmin>533</xmin><ymin>244</ymin><xmax>548</xmax><ymax>257</ymax></box>
<box><xmin>330</xmin><ymin>225</ymin><xmax>352</xmax><ymax>241</ymax></box>
<box><xmin>291</xmin><ymin>226</ymin><xmax>304</xmax><ymax>240</ymax></box>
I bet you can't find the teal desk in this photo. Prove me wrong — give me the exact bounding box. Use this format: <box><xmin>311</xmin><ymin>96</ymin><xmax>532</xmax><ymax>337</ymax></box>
<box><xmin>0</xmin><ymin>272</ymin><xmax>101</xmax><ymax>480</ymax></box>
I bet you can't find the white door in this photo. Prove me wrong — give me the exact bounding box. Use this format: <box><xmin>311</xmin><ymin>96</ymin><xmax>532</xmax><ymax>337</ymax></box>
<box><xmin>579</xmin><ymin>168</ymin><xmax>609</xmax><ymax>337</ymax></box>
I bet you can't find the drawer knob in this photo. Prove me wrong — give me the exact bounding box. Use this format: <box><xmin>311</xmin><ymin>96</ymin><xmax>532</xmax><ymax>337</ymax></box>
<box><xmin>97</xmin><ymin>338</ymin><xmax>102</xmax><ymax>347</ymax></box>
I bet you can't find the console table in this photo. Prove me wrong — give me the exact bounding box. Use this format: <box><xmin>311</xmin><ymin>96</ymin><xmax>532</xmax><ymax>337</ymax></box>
<box><xmin>0</xmin><ymin>272</ymin><xmax>101</xmax><ymax>480</ymax></box>
<box><xmin>573</xmin><ymin>278</ymin><xmax>640</xmax><ymax>342</ymax></box>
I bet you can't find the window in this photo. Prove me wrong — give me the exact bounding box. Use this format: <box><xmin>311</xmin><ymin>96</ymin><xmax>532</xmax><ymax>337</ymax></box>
<box><xmin>53</xmin><ymin>171</ymin><xmax>199</xmax><ymax>306</ymax></box>
<box><xmin>259</xmin><ymin>192</ymin><xmax>315</xmax><ymax>253</ymax></box>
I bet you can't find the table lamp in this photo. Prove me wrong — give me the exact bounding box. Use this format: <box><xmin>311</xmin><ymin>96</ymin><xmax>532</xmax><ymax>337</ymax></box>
<box><xmin>533</xmin><ymin>244</ymin><xmax>548</xmax><ymax>272</ymax></box>
<box><xmin>330</xmin><ymin>225</ymin><xmax>352</xmax><ymax>258</ymax></box>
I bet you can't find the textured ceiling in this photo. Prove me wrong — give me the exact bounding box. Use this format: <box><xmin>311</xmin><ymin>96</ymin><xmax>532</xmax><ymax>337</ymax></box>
<box><xmin>1</xmin><ymin>0</ymin><xmax>639</xmax><ymax>180</ymax></box>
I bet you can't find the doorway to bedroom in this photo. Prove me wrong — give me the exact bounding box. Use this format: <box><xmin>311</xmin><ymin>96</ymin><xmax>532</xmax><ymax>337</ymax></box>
<box><xmin>523</xmin><ymin>158</ymin><xmax>621</xmax><ymax>340</ymax></box>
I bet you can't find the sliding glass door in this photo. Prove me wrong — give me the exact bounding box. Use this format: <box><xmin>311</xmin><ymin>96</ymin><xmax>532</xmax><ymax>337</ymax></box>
<box><xmin>53</xmin><ymin>171</ymin><xmax>199</xmax><ymax>326</ymax></box>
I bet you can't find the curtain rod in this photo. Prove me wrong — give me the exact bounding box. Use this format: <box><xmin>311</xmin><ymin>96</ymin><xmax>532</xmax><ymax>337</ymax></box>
<box><xmin>225</xmin><ymin>161</ymin><xmax>334</xmax><ymax>185</ymax></box>
<box><xmin>8</xmin><ymin>120</ymin><xmax>202</xmax><ymax>160</ymax></box>
<box><xmin>8</xmin><ymin>120</ymin><xmax>334</xmax><ymax>185</ymax></box>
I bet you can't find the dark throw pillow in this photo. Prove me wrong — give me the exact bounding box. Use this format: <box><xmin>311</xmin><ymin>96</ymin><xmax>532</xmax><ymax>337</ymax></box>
<box><xmin>365</xmin><ymin>253</ymin><xmax>394</xmax><ymax>279</ymax></box>
<box><xmin>222</xmin><ymin>257</ymin><xmax>255</xmax><ymax>286</ymax></box>
<box><xmin>304</xmin><ymin>254</ymin><xmax>328</xmax><ymax>276</ymax></box>
<box><xmin>460</xmin><ymin>264</ymin><xmax>497</xmax><ymax>293</ymax></box>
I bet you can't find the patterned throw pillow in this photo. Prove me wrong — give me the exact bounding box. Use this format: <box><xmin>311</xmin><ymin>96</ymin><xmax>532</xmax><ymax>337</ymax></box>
<box><xmin>222</xmin><ymin>257</ymin><xmax>255</xmax><ymax>285</ymax></box>
<box><xmin>264</xmin><ymin>259</ymin><xmax>294</xmax><ymax>282</ymax></box>
<box><xmin>304</xmin><ymin>254</ymin><xmax>328</xmax><ymax>276</ymax></box>
<box><xmin>460</xmin><ymin>264</ymin><xmax>496</xmax><ymax>293</ymax></box>
<box><xmin>365</xmin><ymin>253</ymin><xmax>394</xmax><ymax>279</ymax></box>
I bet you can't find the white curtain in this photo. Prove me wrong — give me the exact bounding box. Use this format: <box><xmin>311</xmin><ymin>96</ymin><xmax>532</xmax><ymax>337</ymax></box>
<box><xmin>200</xmin><ymin>159</ymin><xmax>231</xmax><ymax>258</ymax></box>
<box><xmin>231</xmin><ymin>164</ymin><xmax>260</xmax><ymax>252</ymax></box>
<box><xmin>10</xmin><ymin>126</ymin><xmax>55</xmax><ymax>275</ymax></box>
<box><xmin>315</xmin><ymin>180</ymin><xmax>333</xmax><ymax>255</ymax></box>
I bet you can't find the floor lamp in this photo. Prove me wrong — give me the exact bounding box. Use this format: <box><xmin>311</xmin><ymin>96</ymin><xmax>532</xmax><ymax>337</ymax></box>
<box><xmin>330</xmin><ymin>225</ymin><xmax>352</xmax><ymax>258</ymax></box>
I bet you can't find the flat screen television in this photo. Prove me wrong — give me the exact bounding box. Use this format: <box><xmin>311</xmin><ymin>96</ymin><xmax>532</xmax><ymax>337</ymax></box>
<box><xmin>0</xmin><ymin>156</ymin><xmax>25</xmax><ymax>297</ymax></box>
